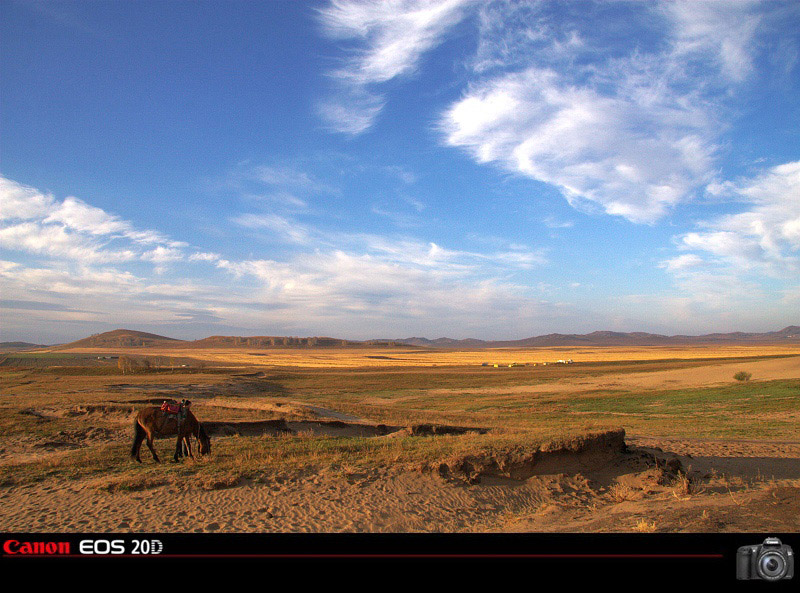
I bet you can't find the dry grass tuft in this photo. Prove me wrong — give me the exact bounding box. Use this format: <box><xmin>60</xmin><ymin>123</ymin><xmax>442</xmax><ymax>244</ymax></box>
<box><xmin>610</xmin><ymin>482</ymin><xmax>636</xmax><ymax>502</ymax></box>
<box><xmin>671</xmin><ymin>471</ymin><xmax>705</xmax><ymax>499</ymax></box>
<box><xmin>633</xmin><ymin>518</ymin><xmax>657</xmax><ymax>532</ymax></box>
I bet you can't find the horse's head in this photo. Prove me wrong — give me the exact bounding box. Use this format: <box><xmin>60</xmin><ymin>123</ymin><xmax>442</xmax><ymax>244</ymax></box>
<box><xmin>198</xmin><ymin>425</ymin><xmax>211</xmax><ymax>456</ymax></box>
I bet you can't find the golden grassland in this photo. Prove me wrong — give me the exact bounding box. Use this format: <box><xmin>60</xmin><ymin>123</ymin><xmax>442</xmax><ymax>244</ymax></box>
<box><xmin>2</xmin><ymin>342</ymin><xmax>799</xmax><ymax>492</ymax></box>
<box><xmin>38</xmin><ymin>343</ymin><xmax>800</xmax><ymax>368</ymax></box>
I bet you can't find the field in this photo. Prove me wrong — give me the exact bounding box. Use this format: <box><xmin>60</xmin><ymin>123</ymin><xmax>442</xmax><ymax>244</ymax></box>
<box><xmin>1</xmin><ymin>344</ymin><xmax>799</xmax><ymax>533</ymax></box>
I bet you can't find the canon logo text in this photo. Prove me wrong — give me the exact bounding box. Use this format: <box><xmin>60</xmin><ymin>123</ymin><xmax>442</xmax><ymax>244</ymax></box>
<box><xmin>3</xmin><ymin>540</ymin><xmax>71</xmax><ymax>555</ymax></box>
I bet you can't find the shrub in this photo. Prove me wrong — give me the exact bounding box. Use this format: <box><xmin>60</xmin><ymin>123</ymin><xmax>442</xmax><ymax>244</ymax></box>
<box><xmin>734</xmin><ymin>371</ymin><xmax>752</xmax><ymax>382</ymax></box>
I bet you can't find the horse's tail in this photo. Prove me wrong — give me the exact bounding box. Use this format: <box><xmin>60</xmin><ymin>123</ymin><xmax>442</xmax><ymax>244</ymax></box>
<box><xmin>130</xmin><ymin>417</ymin><xmax>145</xmax><ymax>459</ymax></box>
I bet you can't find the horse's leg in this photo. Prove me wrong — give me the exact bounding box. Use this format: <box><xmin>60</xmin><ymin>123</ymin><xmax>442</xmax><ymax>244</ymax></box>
<box><xmin>131</xmin><ymin>421</ymin><xmax>145</xmax><ymax>463</ymax></box>
<box><xmin>184</xmin><ymin>433</ymin><xmax>194</xmax><ymax>459</ymax></box>
<box><xmin>132</xmin><ymin>432</ymin><xmax>144</xmax><ymax>463</ymax></box>
<box><xmin>145</xmin><ymin>431</ymin><xmax>160</xmax><ymax>463</ymax></box>
<box><xmin>173</xmin><ymin>435</ymin><xmax>183</xmax><ymax>462</ymax></box>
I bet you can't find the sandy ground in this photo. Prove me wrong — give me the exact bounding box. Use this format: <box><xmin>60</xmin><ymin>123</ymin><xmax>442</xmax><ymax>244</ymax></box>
<box><xmin>1</xmin><ymin>435</ymin><xmax>798</xmax><ymax>534</ymax></box>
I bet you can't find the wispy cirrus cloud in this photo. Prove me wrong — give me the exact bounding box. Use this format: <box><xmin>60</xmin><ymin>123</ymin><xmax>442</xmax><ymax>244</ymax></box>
<box><xmin>223</xmin><ymin>161</ymin><xmax>341</xmax><ymax>212</ymax></box>
<box><xmin>231</xmin><ymin>213</ymin><xmax>314</xmax><ymax>245</ymax></box>
<box><xmin>438</xmin><ymin>0</ymin><xmax>779</xmax><ymax>224</ymax></box>
<box><xmin>317</xmin><ymin>90</ymin><xmax>386</xmax><ymax>136</ymax></box>
<box><xmin>316</xmin><ymin>0</ymin><xmax>474</xmax><ymax>134</ymax></box>
<box><xmin>250</xmin><ymin>163</ymin><xmax>339</xmax><ymax>197</ymax></box>
<box><xmin>664</xmin><ymin>0</ymin><xmax>763</xmax><ymax>83</ymax></box>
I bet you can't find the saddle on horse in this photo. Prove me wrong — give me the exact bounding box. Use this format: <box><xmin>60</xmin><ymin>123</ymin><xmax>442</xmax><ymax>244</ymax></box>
<box><xmin>159</xmin><ymin>399</ymin><xmax>191</xmax><ymax>433</ymax></box>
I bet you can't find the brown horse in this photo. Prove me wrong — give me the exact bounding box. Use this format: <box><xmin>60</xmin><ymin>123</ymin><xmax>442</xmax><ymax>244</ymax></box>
<box><xmin>130</xmin><ymin>404</ymin><xmax>211</xmax><ymax>463</ymax></box>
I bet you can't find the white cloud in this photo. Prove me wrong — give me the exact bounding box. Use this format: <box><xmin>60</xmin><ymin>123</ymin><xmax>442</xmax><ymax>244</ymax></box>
<box><xmin>469</xmin><ymin>1</ymin><xmax>576</xmax><ymax>75</ymax></box>
<box><xmin>141</xmin><ymin>245</ymin><xmax>185</xmax><ymax>264</ymax></box>
<box><xmin>664</xmin><ymin>0</ymin><xmax>763</xmax><ymax>83</ymax></box>
<box><xmin>0</xmin><ymin>221</ymin><xmax>138</xmax><ymax>263</ymax></box>
<box><xmin>211</xmin><ymin>246</ymin><xmax>555</xmax><ymax>337</ymax></box>
<box><xmin>252</xmin><ymin>164</ymin><xmax>338</xmax><ymax>197</ymax></box>
<box><xmin>317</xmin><ymin>0</ymin><xmax>473</xmax><ymax>134</ymax></box>
<box><xmin>542</xmin><ymin>216</ymin><xmax>574</xmax><ymax>229</ymax></box>
<box><xmin>673</xmin><ymin>271</ymin><xmax>766</xmax><ymax>311</ymax></box>
<box><xmin>441</xmin><ymin>65</ymin><xmax>717</xmax><ymax>223</ymax></box>
<box><xmin>43</xmin><ymin>196</ymin><xmax>131</xmax><ymax>236</ymax></box>
<box><xmin>437</xmin><ymin>1</ymin><xmax>789</xmax><ymax>224</ymax></box>
<box><xmin>231</xmin><ymin>213</ymin><xmax>313</xmax><ymax>245</ymax></box>
<box><xmin>676</xmin><ymin>161</ymin><xmax>800</xmax><ymax>275</ymax></box>
<box><xmin>1</xmin><ymin>175</ymin><xmax>560</xmax><ymax>340</ymax></box>
<box><xmin>0</xmin><ymin>261</ymin><xmax>143</xmax><ymax>296</ymax></box>
<box><xmin>371</xmin><ymin>204</ymin><xmax>423</xmax><ymax>228</ymax></box>
<box><xmin>188</xmin><ymin>252</ymin><xmax>223</xmax><ymax>264</ymax></box>
<box><xmin>659</xmin><ymin>253</ymin><xmax>705</xmax><ymax>274</ymax></box>
<box><xmin>0</xmin><ymin>177</ymin><xmax>56</xmax><ymax>220</ymax></box>
<box><xmin>246</xmin><ymin>192</ymin><xmax>309</xmax><ymax>210</ymax></box>
<box><xmin>654</xmin><ymin>161</ymin><xmax>800</xmax><ymax>323</ymax></box>
<box><xmin>317</xmin><ymin>88</ymin><xmax>387</xmax><ymax>135</ymax></box>
<box><xmin>0</xmin><ymin>176</ymin><xmax>186</xmax><ymax>264</ymax></box>
<box><xmin>319</xmin><ymin>0</ymin><xmax>473</xmax><ymax>84</ymax></box>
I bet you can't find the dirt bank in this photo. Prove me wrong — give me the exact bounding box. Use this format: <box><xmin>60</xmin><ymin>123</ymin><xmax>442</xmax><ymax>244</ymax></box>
<box><xmin>3</xmin><ymin>429</ymin><xmax>797</xmax><ymax>533</ymax></box>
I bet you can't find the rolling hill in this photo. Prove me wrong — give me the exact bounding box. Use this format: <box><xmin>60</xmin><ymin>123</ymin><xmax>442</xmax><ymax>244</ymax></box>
<box><xmin>53</xmin><ymin>329</ymin><xmax>183</xmax><ymax>349</ymax></box>
<box><xmin>0</xmin><ymin>341</ymin><xmax>50</xmax><ymax>351</ymax></box>
<box><xmin>53</xmin><ymin>330</ymin><xmax>402</xmax><ymax>350</ymax></box>
<box><xmin>44</xmin><ymin>325</ymin><xmax>800</xmax><ymax>351</ymax></box>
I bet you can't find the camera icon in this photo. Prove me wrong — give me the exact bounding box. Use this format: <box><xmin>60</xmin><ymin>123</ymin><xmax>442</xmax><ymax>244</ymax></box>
<box><xmin>737</xmin><ymin>538</ymin><xmax>794</xmax><ymax>581</ymax></box>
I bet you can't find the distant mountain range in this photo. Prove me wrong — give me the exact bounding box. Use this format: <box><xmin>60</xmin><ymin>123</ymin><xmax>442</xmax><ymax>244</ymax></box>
<box><xmin>19</xmin><ymin>325</ymin><xmax>800</xmax><ymax>351</ymax></box>
<box><xmin>0</xmin><ymin>341</ymin><xmax>49</xmax><ymax>351</ymax></box>
<box><xmin>48</xmin><ymin>329</ymin><xmax>400</xmax><ymax>350</ymax></box>
<box><xmin>394</xmin><ymin>326</ymin><xmax>800</xmax><ymax>348</ymax></box>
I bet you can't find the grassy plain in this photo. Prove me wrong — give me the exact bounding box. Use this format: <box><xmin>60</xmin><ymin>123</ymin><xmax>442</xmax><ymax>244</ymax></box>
<box><xmin>1</xmin><ymin>343</ymin><xmax>799</xmax><ymax>532</ymax></box>
<box><xmin>28</xmin><ymin>342</ymin><xmax>800</xmax><ymax>367</ymax></box>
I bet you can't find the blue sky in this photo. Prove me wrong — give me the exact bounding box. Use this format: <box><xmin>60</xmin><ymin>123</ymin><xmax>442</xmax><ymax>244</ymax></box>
<box><xmin>1</xmin><ymin>0</ymin><xmax>799</xmax><ymax>344</ymax></box>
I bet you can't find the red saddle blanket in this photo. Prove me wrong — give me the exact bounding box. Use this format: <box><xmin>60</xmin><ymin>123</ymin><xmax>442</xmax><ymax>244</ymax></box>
<box><xmin>160</xmin><ymin>402</ymin><xmax>183</xmax><ymax>415</ymax></box>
